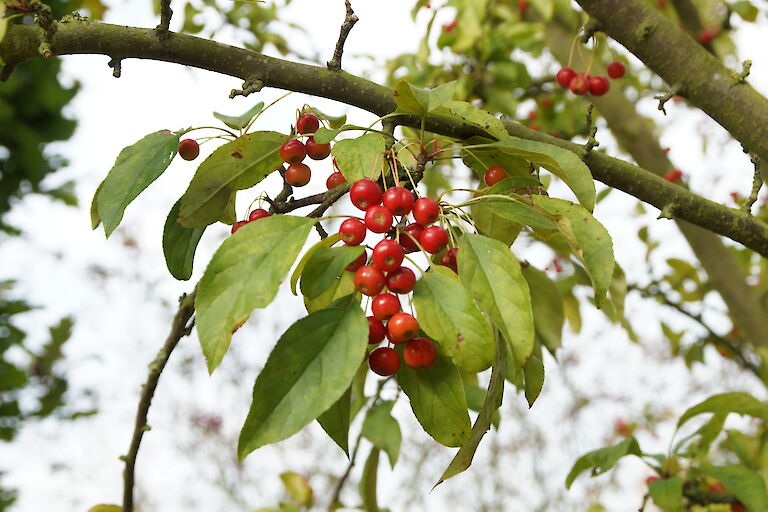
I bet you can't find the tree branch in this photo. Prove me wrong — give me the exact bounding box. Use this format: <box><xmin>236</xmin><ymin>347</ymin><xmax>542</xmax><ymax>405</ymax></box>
<box><xmin>574</xmin><ymin>0</ymin><xmax>768</xmax><ymax>164</ymax></box>
<box><xmin>122</xmin><ymin>289</ymin><xmax>196</xmax><ymax>512</ymax></box>
<box><xmin>327</xmin><ymin>0</ymin><xmax>358</xmax><ymax>71</ymax></box>
<box><xmin>3</xmin><ymin>21</ymin><xmax>768</xmax><ymax>257</ymax></box>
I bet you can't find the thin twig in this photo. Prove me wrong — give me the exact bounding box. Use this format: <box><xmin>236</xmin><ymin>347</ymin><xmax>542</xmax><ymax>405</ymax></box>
<box><xmin>122</xmin><ymin>288</ymin><xmax>197</xmax><ymax>512</ymax></box>
<box><xmin>327</xmin><ymin>432</ymin><xmax>363</xmax><ymax>510</ymax></box>
<box><xmin>327</xmin><ymin>0</ymin><xmax>359</xmax><ymax>71</ymax></box>
<box><xmin>741</xmin><ymin>151</ymin><xmax>762</xmax><ymax>215</ymax></box>
<box><xmin>156</xmin><ymin>0</ymin><xmax>173</xmax><ymax>35</ymax></box>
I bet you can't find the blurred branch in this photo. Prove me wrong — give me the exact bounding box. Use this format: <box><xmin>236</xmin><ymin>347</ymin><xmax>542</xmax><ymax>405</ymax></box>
<box><xmin>122</xmin><ymin>288</ymin><xmax>196</xmax><ymax>512</ymax></box>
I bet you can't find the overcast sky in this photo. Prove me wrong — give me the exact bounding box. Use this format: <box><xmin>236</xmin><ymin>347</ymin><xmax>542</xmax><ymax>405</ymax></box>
<box><xmin>2</xmin><ymin>1</ymin><xmax>768</xmax><ymax>511</ymax></box>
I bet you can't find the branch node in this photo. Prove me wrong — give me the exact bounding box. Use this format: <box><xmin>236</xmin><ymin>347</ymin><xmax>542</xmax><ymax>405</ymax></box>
<box><xmin>581</xmin><ymin>18</ymin><xmax>601</xmax><ymax>44</ymax></box>
<box><xmin>654</xmin><ymin>90</ymin><xmax>679</xmax><ymax>115</ymax></box>
<box><xmin>737</xmin><ymin>59</ymin><xmax>752</xmax><ymax>84</ymax></box>
<box><xmin>327</xmin><ymin>0</ymin><xmax>359</xmax><ymax>71</ymax></box>
<box><xmin>32</xmin><ymin>1</ymin><xmax>57</xmax><ymax>44</ymax></box>
<box><xmin>741</xmin><ymin>150</ymin><xmax>762</xmax><ymax>215</ymax></box>
<box><xmin>155</xmin><ymin>0</ymin><xmax>173</xmax><ymax>38</ymax></box>
<box><xmin>229</xmin><ymin>76</ymin><xmax>264</xmax><ymax>99</ymax></box>
<box><xmin>108</xmin><ymin>57</ymin><xmax>122</xmax><ymax>78</ymax></box>
<box><xmin>634</xmin><ymin>22</ymin><xmax>656</xmax><ymax>41</ymax></box>
<box><xmin>658</xmin><ymin>203</ymin><xmax>677</xmax><ymax>220</ymax></box>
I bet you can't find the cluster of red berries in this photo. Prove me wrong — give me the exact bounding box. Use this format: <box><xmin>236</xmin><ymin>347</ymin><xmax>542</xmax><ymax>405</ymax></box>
<box><xmin>555</xmin><ymin>61</ymin><xmax>626</xmax><ymax>97</ymax></box>
<box><xmin>340</xmin><ymin>177</ymin><xmax>459</xmax><ymax>376</ymax></box>
<box><xmin>279</xmin><ymin>113</ymin><xmax>339</xmax><ymax>187</ymax></box>
<box><xmin>662</xmin><ymin>168</ymin><xmax>683</xmax><ymax>183</ymax></box>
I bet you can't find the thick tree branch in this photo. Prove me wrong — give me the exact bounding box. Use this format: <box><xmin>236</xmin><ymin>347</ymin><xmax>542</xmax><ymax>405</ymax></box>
<box><xmin>574</xmin><ymin>0</ymin><xmax>768</xmax><ymax>164</ymax></box>
<box><xmin>122</xmin><ymin>289</ymin><xmax>196</xmax><ymax>512</ymax></box>
<box><xmin>544</xmin><ymin>20</ymin><xmax>768</xmax><ymax>346</ymax></box>
<box><xmin>3</xmin><ymin>22</ymin><xmax>768</xmax><ymax>257</ymax></box>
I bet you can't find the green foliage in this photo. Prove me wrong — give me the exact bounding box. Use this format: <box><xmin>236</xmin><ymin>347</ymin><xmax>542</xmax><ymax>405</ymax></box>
<box><xmin>521</xmin><ymin>264</ymin><xmax>564</xmax><ymax>354</ymax></box>
<box><xmin>317</xmin><ymin>385</ymin><xmax>352</xmax><ymax>456</ymax></box>
<box><xmin>299</xmin><ymin>246</ymin><xmax>364</xmax><ymax>300</ymax></box>
<box><xmin>397</xmin><ymin>349</ymin><xmax>471</xmax><ymax>447</ymax></box>
<box><xmin>179</xmin><ymin>131</ymin><xmax>287</xmax><ymax>227</ymax></box>
<box><xmin>677</xmin><ymin>392</ymin><xmax>768</xmax><ymax>429</ymax></box>
<box><xmin>393</xmin><ymin>80</ymin><xmax>457</xmax><ymax>114</ymax></box>
<box><xmin>331</xmin><ymin>133</ymin><xmax>386</xmax><ymax>182</ymax></box>
<box><xmin>565</xmin><ymin>437</ymin><xmax>642</xmax><ymax>488</ymax></box>
<box><xmin>699</xmin><ymin>466</ymin><xmax>768</xmax><ymax>512</ymax></box>
<box><xmin>362</xmin><ymin>401</ymin><xmax>401</xmax><ymax>469</ymax></box>
<box><xmin>162</xmin><ymin>199</ymin><xmax>206</xmax><ymax>280</ymax></box>
<box><xmin>213</xmin><ymin>102</ymin><xmax>265</xmax><ymax>131</ymax></box>
<box><xmin>93</xmin><ymin>130</ymin><xmax>181</xmax><ymax>236</ymax></box>
<box><xmin>648</xmin><ymin>477</ymin><xmax>683</xmax><ymax>512</ymax></box>
<box><xmin>196</xmin><ymin>215</ymin><xmax>315</xmax><ymax>372</ymax></box>
<box><xmin>238</xmin><ymin>295</ymin><xmax>368</xmax><ymax>458</ymax></box>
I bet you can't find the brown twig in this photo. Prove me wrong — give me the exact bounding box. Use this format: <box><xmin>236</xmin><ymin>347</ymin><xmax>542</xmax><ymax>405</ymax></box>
<box><xmin>326</xmin><ymin>432</ymin><xmax>363</xmax><ymax>510</ymax></box>
<box><xmin>741</xmin><ymin>150</ymin><xmax>762</xmax><ymax>215</ymax></box>
<box><xmin>122</xmin><ymin>288</ymin><xmax>196</xmax><ymax>512</ymax></box>
<box><xmin>327</xmin><ymin>0</ymin><xmax>358</xmax><ymax>71</ymax></box>
<box><xmin>156</xmin><ymin>0</ymin><xmax>173</xmax><ymax>35</ymax></box>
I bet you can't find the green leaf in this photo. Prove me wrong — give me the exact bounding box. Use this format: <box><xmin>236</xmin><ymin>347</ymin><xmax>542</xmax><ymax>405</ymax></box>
<box><xmin>397</xmin><ymin>349</ymin><xmax>471</xmax><ymax>447</ymax></box>
<box><xmin>413</xmin><ymin>266</ymin><xmax>495</xmax><ymax>373</ymax></box>
<box><xmin>162</xmin><ymin>199</ymin><xmax>206</xmax><ymax>281</ymax></box>
<box><xmin>90</xmin><ymin>181</ymin><xmax>104</xmax><ymax>229</ymax></box>
<box><xmin>280</xmin><ymin>472</ymin><xmax>313</xmax><ymax>507</ymax></box>
<box><xmin>565</xmin><ymin>437</ymin><xmax>642</xmax><ymax>488</ymax></box>
<box><xmin>436</xmin><ymin>336</ymin><xmax>505</xmax><ymax>485</ymax></box>
<box><xmin>732</xmin><ymin>1</ymin><xmax>758</xmax><ymax>22</ymax></box>
<box><xmin>521</xmin><ymin>265</ymin><xmax>564</xmax><ymax>354</ymax></box>
<box><xmin>0</xmin><ymin>5</ymin><xmax>8</xmax><ymax>45</ymax></box>
<box><xmin>178</xmin><ymin>131</ymin><xmax>287</xmax><ymax>227</ymax></box>
<box><xmin>361</xmin><ymin>401</ymin><xmax>401</xmax><ymax>469</ymax></box>
<box><xmin>523</xmin><ymin>351</ymin><xmax>545</xmax><ymax>407</ymax></box>
<box><xmin>304</xmin><ymin>106</ymin><xmax>347</xmax><ymax>130</ymax></box>
<box><xmin>393</xmin><ymin>80</ymin><xmax>456</xmax><ymax>114</ymax></box>
<box><xmin>700</xmin><ymin>466</ymin><xmax>768</xmax><ymax>512</ymax></box>
<box><xmin>461</xmin><ymin>137</ymin><xmax>532</xmax><ymax>179</ymax></box>
<box><xmin>196</xmin><ymin>215</ymin><xmax>315</xmax><ymax>372</ymax></box>
<box><xmin>317</xmin><ymin>386</ymin><xmax>351</xmax><ymax>456</ymax></box>
<box><xmin>300</xmin><ymin>246</ymin><xmax>365</xmax><ymax>300</ymax></box>
<box><xmin>471</xmin><ymin>181</ymin><xmax>557</xmax><ymax>230</ymax></box>
<box><xmin>86</xmin><ymin>506</ymin><xmax>122</xmax><ymax>512</ymax></box>
<box><xmin>95</xmin><ymin>130</ymin><xmax>181</xmax><ymax>237</ymax></box>
<box><xmin>305</xmin><ymin>271</ymin><xmax>358</xmax><ymax>314</ymax></box>
<box><xmin>331</xmin><ymin>133</ymin><xmax>386</xmax><ymax>182</ymax></box>
<box><xmin>677</xmin><ymin>392</ymin><xmax>768</xmax><ymax>429</ymax></box>
<box><xmin>458</xmin><ymin>234</ymin><xmax>535</xmax><ymax>365</ymax></box>
<box><xmin>434</xmin><ymin>100</ymin><xmax>508</xmax><ymax>140</ymax></box>
<box><xmin>359</xmin><ymin>448</ymin><xmax>380</xmax><ymax>512</ymax></box>
<box><xmin>530</xmin><ymin>196</ymin><xmax>614</xmax><ymax>307</ymax></box>
<box><xmin>492</xmin><ymin>139</ymin><xmax>596</xmax><ymax>211</ymax></box>
<box><xmin>213</xmin><ymin>102</ymin><xmax>265</xmax><ymax>130</ymax></box>
<box><xmin>314</xmin><ymin>126</ymin><xmax>344</xmax><ymax>144</ymax></box>
<box><xmin>238</xmin><ymin>296</ymin><xmax>368</xmax><ymax>458</ymax></box>
<box><xmin>464</xmin><ymin>385</ymin><xmax>500</xmax><ymax>429</ymax></box>
<box><xmin>648</xmin><ymin>477</ymin><xmax>683</xmax><ymax>512</ymax></box>
<box><xmin>290</xmin><ymin>233</ymin><xmax>341</xmax><ymax>295</ymax></box>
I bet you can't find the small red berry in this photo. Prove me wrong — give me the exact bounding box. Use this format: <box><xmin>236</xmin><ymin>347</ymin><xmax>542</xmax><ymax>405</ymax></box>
<box><xmin>708</xmin><ymin>483</ymin><xmax>726</xmax><ymax>493</ymax></box>
<box><xmin>280</xmin><ymin>139</ymin><xmax>307</xmax><ymax>164</ymax></box>
<box><xmin>368</xmin><ymin>347</ymin><xmax>401</xmax><ymax>376</ymax></box>
<box><xmin>615</xmin><ymin>419</ymin><xmax>632</xmax><ymax>436</ymax></box>
<box><xmin>386</xmin><ymin>266</ymin><xmax>417</xmax><ymax>294</ymax></box>
<box><xmin>368</xmin><ymin>316</ymin><xmax>387</xmax><ymax>345</ymax></box>
<box><xmin>371</xmin><ymin>293</ymin><xmax>401</xmax><ymax>321</ymax></box>
<box><xmin>326</xmin><ymin>171</ymin><xmax>346</xmax><ymax>189</ymax></box>
<box><xmin>518</xmin><ymin>0</ymin><xmax>529</xmax><ymax>9</ymax></box>
<box><xmin>372</xmin><ymin>239</ymin><xmax>405</xmax><ymax>272</ymax></box>
<box><xmin>403</xmin><ymin>338</ymin><xmax>438</xmax><ymax>369</ymax></box>
<box><xmin>439</xmin><ymin>247</ymin><xmax>458</xmax><ymax>273</ymax></box>
<box><xmin>387</xmin><ymin>312</ymin><xmax>419</xmax><ymax>344</ymax></box>
<box><xmin>345</xmin><ymin>251</ymin><xmax>367</xmax><ymax>272</ymax></box>
<box><xmin>484</xmin><ymin>165</ymin><xmax>508</xmax><ymax>187</ymax></box>
<box><xmin>332</xmin><ymin>157</ymin><xmax>340</xmax><ymax>170</ymax></box>
<box><xmin>382</xmin><ymin>187</ymin><xmax>415</xmax><ymax>216</ymax></box>
<box><xmin>354</xmin><ymin>265</ymin><xmax>386</xmax><ymax>296</ymax></box>
<box><xmin>732</xmin><ymin>504</ymin><xmax>747</xmax><ymax>512</ymax></box>
<box><xmin>339</xmin><ymin>218</ymin><xmax>366</xmax><ymax>246</ymax></box>
<box><xmin>569</xmin><ymin>74</ymin><xmax>590</xmax><ymax>95</ymax></box>
<box><xmin>556</xmin><ymin>67</ymin><xmax>577</xmax><ymax>88</ymax></box>
<box><xmin>663</xmin><ymin>168</ymin><xmax>683</xmax><ymax>183</ymax></box>
<box><xmin>527</xmin><ymin>111</ymin><xmax>538</xmax><ymax>121</ymax></box>
<box><xmin>420</xmin><ymin>225</ymin><xmax>449</xmax><ymax>254</ymax></box>
<box><xmin>529</xmin><ymin>123</ymin><xmax>540</xmax><ymax>131</ymax></box>
<box><xmin>178</xmin><ymin>139</ymin><xmax>200</xmax><ymax>161</ymax></box>
<box><xmin>699</xmin><ymin>29</ymin><xmax>715</xmax><ymax>45</ymax></box>
<box><xmin>589</xmin><ymin>75</ymin><xmax>610</xmax><ymax>96</ymax></box>
<box><xmin>607</xmin><ymin>61</ymin><xmax>626</xmax><ymax>79</ymax></box>
<box><xmin>285</xmin><ymin>162</ymin><xmax>312</xmax><ymax>187</ymax></box>
<box><xmin>364</xmin><ymin>205</ymin><xmax>394</xmax><ymax>234</ymax></box>
<box><xmin>248</xmin><ymin>208</ymin><xmax>270</xmax><ymax>221</ymax></box>
<box><xmin>645</xmin><ymin>476</ymin><xmax>659</xmax><ymax>485</ymax></box>
<box><xmin>230</xmin><ymin>220</ymin><xmax>248</xmax><ymax>234</ymax></box>
<box><xmin>305</xmin><ymin>137</ymin><xmax>331</xmax><ymax>160</ymax></box>
<box><xmin>539</xmin><ymin>97</ymin><xmax>553</xmax><ymax>109</ymax></box>
<box><xmin>442</xmin><ymin>20</ymin><xmax>458</xmax><ymax>32</ymax></box>
<box><xmin>400</xmin><ymin>223</ymin><xmax>425</xmax><ymax>253</ymax></box>
<box><xmin>296</xmin><ymin>113</ymin><xmax>320</xmax><ymax>135</ymax></box>
<box><xmin>412</xmin><ymin>197</ymin><xmax>440</xmax><ymax>226</ymax></box>
<box><xmin>350</xmin><ymin>179</ymin><xmax>383</xmax><ymax>211</ymax></box>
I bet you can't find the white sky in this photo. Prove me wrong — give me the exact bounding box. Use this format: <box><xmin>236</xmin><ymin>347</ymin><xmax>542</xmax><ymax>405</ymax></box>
<box><xmin>2</xmin><ymin>1</ymin><xmax>768</xmax><ymax>511</ymax></box>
